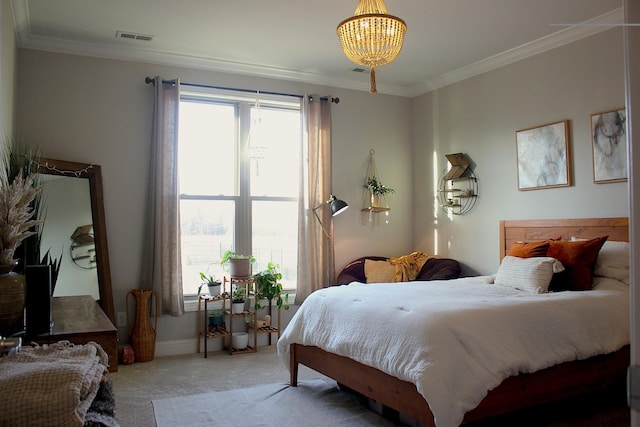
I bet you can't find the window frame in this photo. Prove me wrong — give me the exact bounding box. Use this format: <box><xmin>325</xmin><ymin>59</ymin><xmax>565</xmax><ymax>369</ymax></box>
<box><xmin>178</xmin><ymin>87</ymin><xmax>302</xmax><ymax>300</ymax></box>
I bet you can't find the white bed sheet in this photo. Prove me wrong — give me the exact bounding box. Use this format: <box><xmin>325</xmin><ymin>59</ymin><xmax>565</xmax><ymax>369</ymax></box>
<box><xmin>277</xmin><ymin>276</ymin><xmax>629</xmax><ymax>427</ymax></box>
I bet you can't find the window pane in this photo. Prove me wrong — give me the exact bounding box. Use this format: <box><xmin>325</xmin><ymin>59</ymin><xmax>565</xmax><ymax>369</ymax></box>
<box><xmin>252</xmin><ymin>201</ymin><xmax>298</xmax><ymax>290</ymax></box>
<box><xmin>180</xmin><ymin>199</ymin><xmax>234</xmax><ymax>295</ymax></box>
<box><xmin>249</xmin><ymin>108</ymin><xmax>300</xmax><ymax>197</ymax></box>
<box><xmin>179</xmin><ymin>101</ymin><xmax>236</xmax><ymax>196</ymax></box>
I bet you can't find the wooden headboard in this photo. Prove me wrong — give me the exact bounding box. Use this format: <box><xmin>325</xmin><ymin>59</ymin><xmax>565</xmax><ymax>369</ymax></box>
<box><xmin>499</xmin><ymin>217</ymin><xmax>629</xmax><ymax>260</ymax></box>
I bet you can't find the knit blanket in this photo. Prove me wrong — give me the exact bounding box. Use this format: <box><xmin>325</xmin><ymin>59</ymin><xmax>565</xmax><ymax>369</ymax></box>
<box><xmin>388</xmin><ymin>251</ymin><xmax>431</xmax><ymax>281</ymax></box>
<box><xmin>0</xmin><ymin>340</ymin><xmax>108</xmax><ymax>427</ymax></box>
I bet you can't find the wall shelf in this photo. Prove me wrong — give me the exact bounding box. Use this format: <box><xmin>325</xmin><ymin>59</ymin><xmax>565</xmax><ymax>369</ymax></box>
<box><xmin>361</xmin><ymin>207</ymin><xmax>391</xmax><ymax>213</ymax></box>
<box><xmin>437</xmin><ymin>170</ymin><xmax>479</xmax><ymax>215</ymax></box>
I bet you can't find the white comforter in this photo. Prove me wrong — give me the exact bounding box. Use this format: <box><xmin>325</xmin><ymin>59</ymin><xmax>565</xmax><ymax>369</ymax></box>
<box><xmin>277</xmin><ymin>276</ymin><xmax>629</xmax><ymax>427</ymax></box>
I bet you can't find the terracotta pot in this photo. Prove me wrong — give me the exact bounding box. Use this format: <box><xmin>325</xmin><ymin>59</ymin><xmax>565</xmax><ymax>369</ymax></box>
<box><xmin>0</xmin><ymin>264</ymin><xmax>26</xmax><ymax>337</ymax></box>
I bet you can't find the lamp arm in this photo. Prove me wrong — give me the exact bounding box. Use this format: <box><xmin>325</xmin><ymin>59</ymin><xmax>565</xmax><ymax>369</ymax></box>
<box><xmin>312</xmin><ymin>205</ymin><xmax>332</xmax><ymax>240</ymax></box>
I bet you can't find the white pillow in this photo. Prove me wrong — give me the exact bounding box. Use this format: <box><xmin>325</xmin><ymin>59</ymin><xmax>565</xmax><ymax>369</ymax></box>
<box><xmin>571</xmin><ymin>237</ymin><xmax>630</xmax><ymax>285</ymax></box>
<box><xmin>494</xmin><ymin>256</ymin><xmax>564</xmax><ymax>294</ymax></box>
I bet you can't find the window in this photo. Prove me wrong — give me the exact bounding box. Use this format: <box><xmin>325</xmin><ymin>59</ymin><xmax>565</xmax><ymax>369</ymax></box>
<box><xmin>178</xmin><ymin>89</ymin><xmax>301</xmax><ymax>296</ymax></box>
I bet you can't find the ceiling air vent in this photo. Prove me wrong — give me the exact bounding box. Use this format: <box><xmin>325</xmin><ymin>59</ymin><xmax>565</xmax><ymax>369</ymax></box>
<box><xmin>351</xmin><ymin>68</ymin><xmax>366</xmax><ymax>73</ymax></box>
<box><xmin>115</xmin><ymin>31</ymin><xmax>154</xmax><ymax>42</ymax></box>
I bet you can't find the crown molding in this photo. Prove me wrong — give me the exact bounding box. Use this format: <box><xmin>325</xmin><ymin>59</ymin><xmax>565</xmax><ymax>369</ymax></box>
<box><xmin>410</xmin><ymin>8</ymin><xmax>623</xmax><ymax>96</ymax></box>
<box><xmin>10</xmin><ymin>1</ymin><xmax>622</xmax><ymax>98</ymax></box>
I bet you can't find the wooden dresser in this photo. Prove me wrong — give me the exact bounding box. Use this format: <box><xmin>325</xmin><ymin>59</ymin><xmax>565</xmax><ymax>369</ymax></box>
<box><xmin>35</xmin><ymin>295</ymin><xmax>118</xmax><ymax>371</ymax></box>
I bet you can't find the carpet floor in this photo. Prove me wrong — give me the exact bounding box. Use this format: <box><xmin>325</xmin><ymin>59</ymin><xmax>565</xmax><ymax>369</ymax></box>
<box><xmin>110</xmin><ymin>346</ymin><xmax>630</xmax><ymax>427</ymax></box>
<box><xmin>152</xmin><ymin>378</ymin><xmax>397</xmax><ymax>427</ymax></box>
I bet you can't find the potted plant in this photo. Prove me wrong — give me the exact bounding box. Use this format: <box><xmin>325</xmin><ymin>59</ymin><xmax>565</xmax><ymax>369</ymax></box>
<box><xmin>363</xmin><ymin>176</ymin><xmax>395</xmax><ymax>208</ymax></box>
<box><xmin>231</xmin><ymin>331</ymin><xmax>249</xmax><ymax>350</ymax></box>
<box><xmin>208</xmin><ymin>309</ymin><xmax>224</xmax><ymax>328</ymax></box>
<box><xmin>231</xmin><ymin>285</ymin><xmax>246</xmax><ymax>314</ymax></box>
<box><xmin>253</xmin><ymin>262</ymin><xmax>289</xmax><ymax>311</ymax></box>
<box><xmin>220</xmin><ymin>250</ymin><xmax>256</xmax><ymax>278</ymax></box>
<box><xmin>0</xmin><ymin>147</ymin><xmax>44</xmax><ymax>337</ymax></box>
<box><xmin>198</xmin><ymin>272</ymin><xmax>221</xmax><ymax>296</ymax></box>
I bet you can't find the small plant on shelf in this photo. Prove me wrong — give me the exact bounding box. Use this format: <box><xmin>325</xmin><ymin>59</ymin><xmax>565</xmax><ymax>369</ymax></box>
<box><xmin>232</xmin><ymin>285</ymin><xmax>246</xmax><ymax>302</ymax></box>
<box><xmin>219</xmin><ymin>251</ymin><xmax>256</xmax><ymax>265</ymax></box>
<box><xmin>363</xmin><ymin>176</ymin><xmax>395</xmax><ymax>196</ymax></box>
<box><xmin>253</xmin><ymin>262</ymin><xmax>289</xmax><ymax>311</ymax></box>
<box><xmin>220</xmin><ymin>250</ymin><xmax>256</xmax><ymax>277</ymax></box>
<box><xmin>198</xmin><ymin>272</ymin><xmax>221</xmax><ymax>295</ymax></box>
<box><xmin>208</xmin><ymin>309</ymin><xmax>224</xmax><ymax>327</ymax></box>
<box><xmin>231</xmin><ymin>285</ymin><xmax>246</xmax><ymax>314</ymax></box>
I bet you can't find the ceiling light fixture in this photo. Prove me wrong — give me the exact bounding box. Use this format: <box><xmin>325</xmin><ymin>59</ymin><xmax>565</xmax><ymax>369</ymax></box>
<box><xmin>337</xmin><ymin>0</ymin><xmax>407</xmax><ymax>94</ymax></box>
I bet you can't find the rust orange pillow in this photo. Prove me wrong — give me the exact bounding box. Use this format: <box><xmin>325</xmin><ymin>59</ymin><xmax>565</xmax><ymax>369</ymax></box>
<box><xmin>547</xmin><ymin>236</ymin><xmax>608</xmax><ymax>291</ymax></box>
<box><xmin>508</xmin><ymin>241</ymin><xmax>550</xmax><ymax>258</ymax></box>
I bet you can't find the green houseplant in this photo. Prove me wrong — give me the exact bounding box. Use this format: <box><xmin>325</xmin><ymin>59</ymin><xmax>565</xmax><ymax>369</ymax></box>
<box><xmin>208</xmin><ymin>308</ymin><xmax>224</xmax><ymax>327</ymax></box>
<box><xmin>231</xmin><ymin>285</ymin><xmax>246</xmax><ymax>314</ymax></box>
<box><xmin>220</xmin><ymin>250</ymin><xmax>256</xmax><ymax>278</ymax></box>
<box><xmin>363</xmin><ymin>176</ymin><xmax>395</xmax><ymax>196</ymax></box>
<box><xmin>198</xmin><ymin>272</ymin><xmax>221</xmax><ymax>296</ymax></box>
<box><xmin>253</xmin><ymin>262</ymin><xmax>289</xmax><ymax>311</ymax></box>
<box><xmin>363</xmin><ymin>176</ymin><xmax>395</xmax><ymax>208</ymax></box>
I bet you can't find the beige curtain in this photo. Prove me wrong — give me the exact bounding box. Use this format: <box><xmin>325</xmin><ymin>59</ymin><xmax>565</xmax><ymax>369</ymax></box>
<box><xmin>296</xmin><ymin>95</ymin><xmax>333</xmax><ymax>304</ymax></box>
<box><xmin>141</xmin><ymin>76</ymin><xmax>184</xmax><ymax>316</ymax></box>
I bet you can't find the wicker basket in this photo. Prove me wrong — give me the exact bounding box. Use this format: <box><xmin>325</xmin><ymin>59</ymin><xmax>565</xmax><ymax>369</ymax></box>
<box><xmin>127</xmin><ymin>289</ymin><xmax>157</xmax><ymax>362</ymax></box>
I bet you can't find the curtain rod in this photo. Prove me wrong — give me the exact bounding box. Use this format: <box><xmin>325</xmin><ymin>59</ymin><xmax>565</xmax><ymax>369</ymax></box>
<box><xmin>144</xmin><ymin>77</ymin><xmax>339</xmax><ymax>104</ymax></box>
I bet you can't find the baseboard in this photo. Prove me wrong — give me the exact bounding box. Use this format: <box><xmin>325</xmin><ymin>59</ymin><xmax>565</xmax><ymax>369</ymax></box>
<box><xmin>154</xmin><ymin>335</ymin><xmax>279</xmax><ymax>358</ymax></box>
<box><xmin>154</xmin><ymin>338</ymin><xmax>198</xmax><ymax>357</ymax></box>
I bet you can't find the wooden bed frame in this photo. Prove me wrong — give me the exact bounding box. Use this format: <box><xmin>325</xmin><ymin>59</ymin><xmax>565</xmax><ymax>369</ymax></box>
<box><xmin>289</xmin><ymin>217</ymin><xmax>630</xmax><ymax>426</ymax></box>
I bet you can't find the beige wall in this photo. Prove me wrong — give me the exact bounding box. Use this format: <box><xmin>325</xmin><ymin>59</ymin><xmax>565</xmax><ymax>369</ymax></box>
<box><xmin>0</xmin><ymin>0</ymin><xmax>17</xmax><ymax>137</ymax></box>
<box><xmin>412</xmin><ymin>28</ymin><xmax>628</xmax><ymax>276</ymax></box>
<box><xmin>15</xmin><ymin>50</ymin><xmax>413</xmax><ymax>343</ymax></box>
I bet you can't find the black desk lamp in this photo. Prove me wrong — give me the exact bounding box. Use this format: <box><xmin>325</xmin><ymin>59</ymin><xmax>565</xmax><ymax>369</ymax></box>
<box><xmin>313</xmin><ymin>195</ymin><xmax>349</xmax><ymax>239</ymax></box>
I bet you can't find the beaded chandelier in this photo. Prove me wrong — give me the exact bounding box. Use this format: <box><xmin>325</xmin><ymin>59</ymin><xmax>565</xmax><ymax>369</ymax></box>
<box><xmin>337</xmin><ymin>0</ymin><xmax>407</xmax><ymax>93</ymax></box>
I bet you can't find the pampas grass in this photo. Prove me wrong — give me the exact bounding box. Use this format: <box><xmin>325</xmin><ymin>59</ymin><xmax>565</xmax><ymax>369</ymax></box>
<box><xmin>0</xmin><ymin>140</ymin><xmax>43</xmax><ymax>266</ymax></box>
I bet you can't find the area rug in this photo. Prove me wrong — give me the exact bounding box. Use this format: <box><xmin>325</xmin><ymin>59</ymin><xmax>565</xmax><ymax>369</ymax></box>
<box><xmin>152</xmin><ymin>378</ymin><xmax>397</xmax><ymax>426</ymax></box>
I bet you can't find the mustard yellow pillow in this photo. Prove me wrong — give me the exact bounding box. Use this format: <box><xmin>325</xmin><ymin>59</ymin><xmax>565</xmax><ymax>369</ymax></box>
<box><xmin>364</xmin><ymin>259</ymin><xmax>395</xmax><ymax>283</ymax></box>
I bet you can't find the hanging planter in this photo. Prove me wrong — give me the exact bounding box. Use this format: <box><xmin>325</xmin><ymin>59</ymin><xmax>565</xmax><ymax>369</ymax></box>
<box><xmin>361</xmin><ymin>149</ymin><xmax>394</xmax><ymax>225</ymax></box>
<box><xmin>364</xmin><ymin>176</ymin><xmax>395</xmax><ymax>208</ymax></box>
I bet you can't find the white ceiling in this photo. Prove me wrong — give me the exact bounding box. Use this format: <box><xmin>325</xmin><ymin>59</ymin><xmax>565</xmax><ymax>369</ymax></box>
<box><xmin>10</xmin><ymin>0</ymin><xmax>623</xmax><ymax>97</ymax></box>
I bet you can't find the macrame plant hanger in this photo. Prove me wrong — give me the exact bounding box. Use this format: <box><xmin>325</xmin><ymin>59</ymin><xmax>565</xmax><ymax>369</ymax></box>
<box><xmin>363</xmin><ymin>149</ymin><xmax>391</xmax><ymax>224</ymax></box>
<box><xmin>248</xmin><ymin>91</ymin><xmax>266</xmax><ymax>175</ymax></box>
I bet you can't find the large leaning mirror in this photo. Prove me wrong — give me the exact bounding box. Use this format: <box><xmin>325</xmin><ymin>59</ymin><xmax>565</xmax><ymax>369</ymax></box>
<box><xmin>35</xmin><ymin>157</ymin><xmax>115</xmax><ymax>324</ymax></box>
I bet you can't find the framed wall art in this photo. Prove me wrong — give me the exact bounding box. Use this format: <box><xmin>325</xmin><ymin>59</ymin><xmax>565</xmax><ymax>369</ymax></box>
<box><xmin>515</xmin><ymin>120</ymin><xmax>571</xmax><ymax>191</ymax></box>
<box><xmin>591</xmin><ymin>108</ymin><xmax>627</xmax><ymax>183</ymax></box>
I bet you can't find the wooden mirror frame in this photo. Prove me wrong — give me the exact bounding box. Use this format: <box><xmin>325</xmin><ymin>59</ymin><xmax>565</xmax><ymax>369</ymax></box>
<box><xmin>36</xmin><ymin>157</ymin><xmax>115</xmax><ymax>324</ymax></box>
